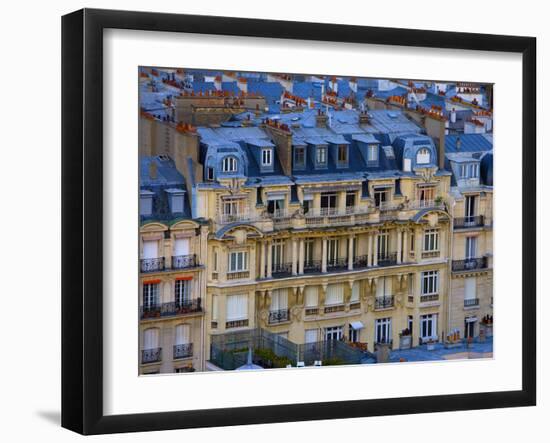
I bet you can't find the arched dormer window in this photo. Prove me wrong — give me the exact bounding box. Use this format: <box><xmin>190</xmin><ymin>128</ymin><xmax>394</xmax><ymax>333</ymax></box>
<box><xmin>416</xmin><ymin>148</ymin><xmax>431</xmax><ymax>164</ymax></box>
<box><xmin>222</xmin><ymin>156</ymin><xmax>238</xmax><ymax>173</ymax></box>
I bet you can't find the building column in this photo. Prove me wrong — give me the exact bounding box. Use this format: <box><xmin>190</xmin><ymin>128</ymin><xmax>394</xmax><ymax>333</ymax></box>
<box><xmin>403</xmin><ymin>229</ymin><xmax>409</xmax><ymax>263</ymax></box>
<box><xmin>367</xmin><ymin>233</ymin><xmax>373</xmax><ymax>267</ymax></box>
<box><xmin>397</xmin><ymin>230</ymin><xmax>402</xmax><ymax>264</ymax></box>
<box><xmin>298</xmin><ymin>238</ymin><xmax>305</xmax><ymax>275</ymax></box>
<box><xmin>266</xmin><ymin>240</ymin><xmax>272</xmax><ymax>278</ymax></box>
<box><xmin>348</xmin><ymin>235</ymin><xmax>354</xmax><ymax>270</ymax></box>
<box><xmin>259</xmin><ymin>241</ymin><xmax>266</xmax><ymax>279</ymax></box>
<box><xmin>322</xmin><ymin>237</ymin><xmax>328</xmax><ymax>273</ymax></box>
<box><xmin>292</xmin><ymin>239</ymin><xmax>298</xmax><ymax>276</ymax></box>
<box><xmin>373</xmin><ymin>233</ymin><xmax>379</xmax><ymax>267</ymax></box>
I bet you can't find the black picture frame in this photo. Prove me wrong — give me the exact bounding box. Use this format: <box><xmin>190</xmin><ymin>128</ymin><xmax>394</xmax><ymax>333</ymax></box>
<box><xmin>62</xmin><ymin>8</ymin><xmax>536</xmax><ymax>435</ymax></box>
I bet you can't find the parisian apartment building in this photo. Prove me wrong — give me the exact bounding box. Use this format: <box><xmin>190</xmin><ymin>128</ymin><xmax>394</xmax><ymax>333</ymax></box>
<box><xmin>137</xmin><ymin>69</ymin><xmax>493</xmax><ymax>373</ymax></box>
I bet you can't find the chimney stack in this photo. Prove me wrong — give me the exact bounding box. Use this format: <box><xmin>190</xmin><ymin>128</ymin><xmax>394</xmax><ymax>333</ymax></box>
<box><xmin>315</xmin><ymin>109</ymin><xmax>328</xmax><ymax>127</ymax></box>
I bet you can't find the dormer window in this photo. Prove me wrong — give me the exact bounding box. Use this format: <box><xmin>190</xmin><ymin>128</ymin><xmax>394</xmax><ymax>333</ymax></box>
<box><xmin>261</xmin><ymin>148</ymin><xmax>272</xmax><ymax>167</ymax></box>
<box><xmin>139</xmin><ymin>190</ymin><xmax>154</xmax><ymax>216</ymax></box>
<box><xmin>165</xmin><ymin>188</ymin><xmax>186</xmax><ymax>214</ymax></box>
<box><xmin>367</xmin><ymin>144</ymin><xmax>378</xmax><ymax>164</ymax></box>
<box><xmin>206</xmin><ymin>167</ymin><xmax>214</xmax><ymax>181</ymax></box>
<box><xmin>459</xmin><ymin>163</ymin><xmax>479</xmax><ymax>179</ymax></box>
<box><xmin>222</xmin><ymin>156</ymin><xmax>238</xmax><ymax>173</ymax></box>
<box><xmin>316</xmin><ymin>145</ymin><xmax>327</xmax><ymax>167</ymax></box>
<box><xmin>337</xmin><ymin>144</ymin><xmax>348</xmax><ymax>167</ymax></box>
<box><xmin>469</xmin><ymin>163</ymin><xmax>479</xmax><ymax>178</ymax></box>
<box><xmin>459</xmin><ymin>164</ymin><xmax>468</xmax><ymax>178</ymax></box>
<box><xmin>416</xmin><ymin>148</ymin><xmax>431</xmax><ymax>164</ymax></box>
<box><xmin>294</xmin><ymin>146</ymin><xmax>306</xmax><ymax>169</ymax></box>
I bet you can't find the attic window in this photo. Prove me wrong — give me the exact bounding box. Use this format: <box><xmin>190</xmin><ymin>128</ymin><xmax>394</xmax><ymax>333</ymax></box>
<box><xmin>316</xmin><ymin>146</ymin><xmax>327</xmax><ymax>167</ymax></box>
<box><xmin>416</xmin><ymin>148</ymin><xmax>430</xmax><ymax>164</ymax></box>
<box><xmin>337</xmin><ymin>144</ymin><xmax>348</xmax><ymax>167</ymax></box>
<box><xmin>206</xmin><ymin>167</ymin><xmax>215</xmax><ymax>181</ymax></box>
<box><xmin>367</xmin><ymin>144</ymin><xmax>378</xmax><ymax>163</ymax></box>
<box><xmin>222</xmin><ymin>156</ymin><xmax>238</xmax><ymax>173</ymax></box>
<box><xmin>261</xmin><ymin>148</ymin><xmax>272</xmax><ymax>167</ymax></box>
<box><xmin>294</xmin><ymin>146</ymin><xmax>306</xmax><ymax>169</ymax></box>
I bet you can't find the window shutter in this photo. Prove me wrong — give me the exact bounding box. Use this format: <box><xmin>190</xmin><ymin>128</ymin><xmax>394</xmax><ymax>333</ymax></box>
<box><xmin>143</xmin><ymin>328</ymin><xmax>159</xmax><ymax>349</ymax></box>
<box><xmin>351</xmin><ymin>281</ymin><xmax>360</xmax><ymax>302</ymax></box>
<box><xmin>175</xmin><ymin>324</ymin><xmax>190</xmax><ymax>344</ymax></box>
<box><xmin>143</xmin><ymin>240</ymin><xmax>158</xmax><ymax>259</ymax></box>
<box><xmin>271</xmin><ymin>289</ymin><xmax>288</xmax><ymax>310</ymax></box>
<box><xmin>174</xmin><ymin>238</ymin><xmax>190</xmax><ymax>256</ymax></box>
<box><xmin>226</xmin><ymin>294</ymin><xmax>248</xmax><ymax>321</ymax></box>
<box><xmin>305</xmin><ymin>286</ymin><xmax>318</xmax><ymax>307</ymax></box>
<box><xmin>464</xmin><ymin>277</ymin><xmax>477</xmax><ymax>300</ymax></box>
<box><xmin>326</xmin><ymin>284</ymin><xmax>344</xmax><ymax>305</ymax></box>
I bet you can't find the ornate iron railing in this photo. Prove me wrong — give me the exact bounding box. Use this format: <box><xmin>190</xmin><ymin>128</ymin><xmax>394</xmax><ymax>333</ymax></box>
<box><xmin>172</xmin><ymin>254</ymin><xmax>197</xmax><ymax>269</ymax></box>
<box><xmin>140</xmin><ymin>299</ymin><xmax>202</xmax><ymax>319</ymax></box>
<box><xmin>464</xmin><ymin>298</ymin><xmax>480</xmax><ymax>308</ymax></box>
<box><xmin>225</xmin><ymin>319</ymin><xmax>249</xmax><ymax>329</ymax></box>
<box><xmin>454</xmin><ymin>215</ymin><xmax>484</xmax><ymax>229</ymax></box>
<box><xmin>271</xmin><ymin>262</ymin><xmax>293</xmax><ymax>277</ymax></box>
<box><xmin>377</xmin><ymin>252</ymin><xmax>398</xmax><ymax>267</ymax></box>
<box><xmin>141</xmin><ymin>347</ymin><xmax>162</xmax><ymax>364</ymax></box>
<box><xmin>140</xmin><ymin>257</ymin><xmax>165</xmax><ymax>273</ymax></box>
<box><xmin>303</xmin><ymin>260</ymin><xmax>322</xmax><ymax>274</ymax></box>
<box><xmin>268</xmin><ymin>309</ymin><xmax>290</xmax><ymax>324</ymax></box>
<box><xmin>375</xmin><ymin>295</ymin><xmax>394</xmax><ymax>310</ymax></box>
<box><xmin>452</xmin><ymin>257</ymin><xmax>488</xmax><ymax>272</ymax></box>
<box><xmin>353</xmin><ymin>255</ymin><xmax>369</xmax><ymax>269</ymax></box>
<box><xmin>173</xmin><ymin>343</ymin><xmax>193</xmax><ymax>359</ymax></box>
<box><xmin>327</xmin><ymin>257</ymin><xmax>348</xmax><ymax>271</ymax></box>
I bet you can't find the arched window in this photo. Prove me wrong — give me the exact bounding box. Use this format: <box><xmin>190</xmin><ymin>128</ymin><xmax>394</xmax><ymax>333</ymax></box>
<box><xmin>416</xmin><ymin>148</ymin><xmax>431</xmax><ymax>164</ymax></box>
<box><xmin>222</xmin><ymin>156</ymin><xmax>238</xmax><ymax>172</ymax></box>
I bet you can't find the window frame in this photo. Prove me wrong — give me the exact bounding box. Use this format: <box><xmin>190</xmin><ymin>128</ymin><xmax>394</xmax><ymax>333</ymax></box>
<box><xmin>421</xmin><ymin>270</ymin><xmax>439</xmax><ymax>295</ymax></box>
<box><xmin>228</xmin><ymin>250</ymin><xmax>249</xmax><ymax>273</ymax></box>
<box><xmin>222</xmin><ymin>156</ymin><xmax>238</xmax><ymax>173</ymax></box>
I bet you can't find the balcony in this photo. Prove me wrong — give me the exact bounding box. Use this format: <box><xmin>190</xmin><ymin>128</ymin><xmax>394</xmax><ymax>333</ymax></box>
<box><xmin>141</xmin><ymin>347</ymin><xmax>162</xmax><ymax>364</ymax></box>
<box><xmin>217</xmin><ymin>212</ymin><xmax>259</xmax><ymax>225</ymax></box>
<box><xmin>376</xmin><ymin>202</ymin><xmax>400</xmax><ymax>212</ymax></box>
<box><xmin>327</xmin><ymin>257</ymin><xmax>348</xmax><ymax>271</ymax></box>
<box><xmin>452</xmin><ymin>257</ymin><xmax>488</xmax><ymax>272</ymax></box>
<box><xmin>268</xmin><ymin>309</ymin><xmax>290</xmax><ymax>324</ymax></box>
<box><xmin>227</xmin><ymin>271</ymin><xmax>250</xmax><ymax>280</ymax></box>
<box><xmin>324</xmin><ymin>304</ymin><xmax>345</xmax><ymax>314</ymax></box>
<box><xmin>420</xmin><ymin>294</ymin><xmax>439</xmax><ymax>303</ymax></box>
<box><xmin>353</xmin><ymin>255</ymin><xmax>369</xmax><ymax>269</ymax></box>
<box><xmin>409</xmin><ymin>199</ymin><xmax>445</xmax><ymax>211</ymax></box>
<box><xmin>140</xmin><ymin>257</ymin><xmax>165</xmax><ymax>273</ymax></box>
<box><xmin>464</xmin><ymin>298</ymin><xmax>480</xmax><ymax>308</ymax></box>
<box><xmin>454</xmin><ymin>215</ymin><xmax>484</xmax><ymax>229</ymax></box>
<box><xmin>349</xmin><ymin>301</ymin><xmax>361</xmax><ymax>310</ymax></box>
<box><xmin>377</xmin><ymin>252</ymin><xmax>398</xmax><ymax>267</ymax></box>
<box><xmin>304</xmin><ymin>260</ymin><xmax>322</xmax><ymax>274</ymax></box>
<box><xmin>140</xmin><ymin>299</ymin><xmax>202</xmax><ymax>319</ymax></box>
<box><xmin>226</xmin><ymin>319</ymin><xmax>249</xmax><ymax>329</ymax></box>
<box><xmin>172</xmin><ymin>254</ymin><xmax>197</xmax><ymax>269</ymax></box>
<box><xmin>375</xmin><ymin>295</ymin><xmax>394</xmax><ymax>310</ymax></box>
<box><xmin>271</xmin><ymin>262</ymin><xmax>293</xmax><ymax>278</ymax></box>
<box><xmin>304</xmin><ymin>207</ymin><xmax>372</xmax><ymax>227</ymax></box>
<box><xmin>173</xmin><ymin>343</ymin><xmax>193</xmax><ymax>359</ymax></box>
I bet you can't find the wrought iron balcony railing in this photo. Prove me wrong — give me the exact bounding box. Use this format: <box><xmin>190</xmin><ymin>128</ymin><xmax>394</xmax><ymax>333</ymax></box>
<box><xmin>173</xmin><ymin>343</ymin><xmax>193</xmax><ymax>359</ymax></box>
<box><xmin>327</xmin><ymin>257</ymin><xmax>348</xmax><ymax>271</ymax></box>
<box><xmin>140</xmin><ymin>299</ymin><xmax>202</xmax><ymax>319</ymax></box>
<box><xmin>140</xmin><ymin>257</ymin><xmax>165</xmax><ymax>273</ymax></box>
<box><xmin>271</xmin><ymin>262</ymin><xmax>293</xmax><ymax>277</ymax></box>
<box><xmin>464</xmin><ymin>298</ymin><xmax>480</xmax><ymax>308</ymax></box>
<box><xmin>377</xmin><ymin>252</ymin><xmax>398</xmax><ymax>267</ymax></box>
<box><xmin>303</xmin><ymin>260</ymin><xmax>322</xmax><ymax>274</ymax></box>
<box><xmin>225</xmin><ymin>319</ymin><xmax>249</xmax><ymax>329</ymax></box>
<box><xmin>454</xmin><ymin>215</ymin><xmax>484</xmax><ymax>229</ymax></box>
<box><xmin>375</xmin><ymin>295</ymin><xmax>394</xmax><ymax>310</ymax></box>
<box><xmin>141</xmin><ymin>347</ymin><xmax>162</xmax><ymax>364</ymax></box>
<box><xmin>172</xmin><ymin>254</ymin><xmax>197</xmax><ymax>269</ymax></box>
<box><xmin>268</xmin><ymin>309</ymin><xmax>290</xmax><ymax>324</ymax></box>
<box><xmin>452</xmin><ymin>257</ymin><xmax>488</xmax><ymax>272</ymax></box>
<box><xmin>353</xmin><ymin>255</ymin><xmax>369</xmax><ymax>269</ymax></box>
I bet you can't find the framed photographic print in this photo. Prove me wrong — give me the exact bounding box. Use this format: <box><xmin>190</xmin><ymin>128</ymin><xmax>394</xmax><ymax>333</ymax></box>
<box><xmin>62</xmin><ymin>8</ymin><xmax>536</xmax><ymax>435</ymax></box>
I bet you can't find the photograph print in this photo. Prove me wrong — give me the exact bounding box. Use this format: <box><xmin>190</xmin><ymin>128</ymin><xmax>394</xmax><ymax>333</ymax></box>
<box><xmin>138</xmin><ymin>67</ymin><xmax>494</xmax><ymax>375</ymax></box>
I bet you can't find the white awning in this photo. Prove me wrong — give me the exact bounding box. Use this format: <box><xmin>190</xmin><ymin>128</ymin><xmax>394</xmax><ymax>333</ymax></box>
<box><xmin>465</xmin><ymin>316</ymin><xmax>478</xmax><ymax>323</ymax></box>
<box><xmin>350</xmin><ymin>321</ymin><xmax>364</xmax><ymax>330</ymax></box>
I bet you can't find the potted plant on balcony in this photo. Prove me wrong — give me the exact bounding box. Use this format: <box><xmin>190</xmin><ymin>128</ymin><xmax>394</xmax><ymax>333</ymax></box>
<box><xmin>434</xmin><ymin>196</ymin><xmax>444</xmax><ymax>207</ymax></box>
<box><xmin>399</xmin><ymin>328</ymin><xmax>412</xmax><ymax>350</ymax></box>
<box><xmin>426</xmin><ymin>336</ymin><xmax>437</xmax><ymax>351</ymax></box>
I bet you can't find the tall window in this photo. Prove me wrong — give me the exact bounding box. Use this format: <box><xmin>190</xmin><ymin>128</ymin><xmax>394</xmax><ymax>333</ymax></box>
<box><xmin>325</xmin><ymin>326</ymin><xmax>343</xmax><ymax>341</ymax></box>
<box><xmin>367</xmin><ymin>144</ymin><xmax>378</xmax><ymax>163</ymax></box>
<box><xmin>421</xmin><ymin>271</ymin><xmax>439</xmax><ymax>295</ymax></box>
<box><xmin>267</xmin><ymin>197</ymin><xmax>285</xmax><ymax>216</ymax></box>
<box><xmin>337</xmin><ymin>144</ymin><xmax>348</xmax><ymax>166</ymax></box>
<box><xmin>272</xmin><ymin>240</ymin><xmax>285</xmax><ymax>269</ymax></box>
<box><xmin>420</xmin><ymin>314</ymin><xmax>438</xmax><ymax>341</ymax></box>
<box><xmin>377</xmin><ymin>231</ymin><xmax>389</xmax><ymax>258</ymax></box>
<box><xmin>175</xmin><ymin>324</ymin><xmax>190</xmax><ymax>345</ymax></box>
<box><xmin>417</xmin><ymin>185</ymin><xmax>435</xmax><ymax>205</ymax></box>
<box><xmin>261</xmin><ymin>148</ymin><xmax>272</xmax><ymax>167</ymax></box>
<box><xmin>302</xmin><ymin>196</ymin><xmax>312</xmax><ymax>214</ymax></box>
<box><xmin>143</xmin><ymin>328</ymin><xmax>160</xmax><ymax>350</ymax></box>
<box><xmin>465</xmin><ymin>236</ymin><xmax>477</xmax><ymax>259</ymax></box>
<box><xmin>304</xmin><ymin>238</ymin><xmax>314</xmax><ymax>265</ymax></box>
<box><xmin>175</xmin><ymin>279</ymin><xmax>191</xmax><ymax>307</ymax></box>
<box><xmin>222</xmin><ymin>197</ymin><xmax>245</xmax><ymax>217</ymax></box>
<box><xmin>270</xmin><ymin>289</ymin><xmax>288</xmax><ymax>312</ymax></box>
<box><xmin>222</xmin><ymin>156</ymin><xmax>237</xmax><ymax>172</ymax></box>
<box><xmin>229</xmin><ymin>251</ymin><xmax>248</xmax><ymax>273</ymax></box>
<box><xmin>416</xmin><ymin>148</ymin><xmax>430</xmax><ymax>164</ymax></box>
<box><xmin>320</xmin><ymin>192</ymin><xmax>337</xmax><ymax>215</ymax></box>
<box><xmin>294</xmin><ymin>146</ymin><xmax>306</xmax><ymax>169</ymax></box>
<box><xmin>423</xmin><ymin>229</ymin><xmax>440</xmax><ymax>252</ymax></box>
<box><xmin>469</xmin><ymin>163</ymin><xmax>479</xmax><ymax>178</ymax></box>
<box><xmin>316</xmin><ymin>146</ymin><xmax>327</xmax><ymax>166</ymax></box>
<box><xmin>325</xmin><ymin>283</ymin><xmax>344</xmax><ymax>306</ymax></box>
<box><xmin>206</xmin><ymin>167</ymin><xmax>215</xmax><ymax>181</ymax></box>
<box><xmin>348</xmin><ymin>324</ymin><xmax>360</xmax><ymax>343</ymax></box>
<box><xmin>459</xmin><ymin>164</ymin><xmax>468</xmax><ymax>178</ymax></box>
<box><xmin>345</xmin><ymin>192</ymin><xmax>356</xmax><ymax>212</ymax></box>
<box><xmin>304</xmin><ymin>286</ymin><xmax>319</xmax><ymax>308</ymax></box>
<box><xmin>327</xmin><ymin>239</ymin><xmax>340</xmax><ymax>265</ymax></box>
<box><xmin>374</xmin><ymin>187</ymin><xmax>390</xmax><ymax>208</ymax></box>
<box><xmin>226</xmin><ymin>294</ymin><xmax>248</xmax><ymax>322</ymax></box>
<box><xmin>375</xmin><ymin>318</ymin><xmax>392</xmax><ymax>344</ymax></box>
<box><xmin>465</xmin><ymin>195</ymin><xmax>476</xmax><ymax>222</ymax></box>
<box><xmin>143</xmin><ymin>282</ymin><xmax>159</xmax><ymax>309</ymax></box>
